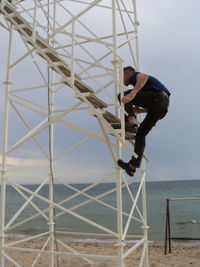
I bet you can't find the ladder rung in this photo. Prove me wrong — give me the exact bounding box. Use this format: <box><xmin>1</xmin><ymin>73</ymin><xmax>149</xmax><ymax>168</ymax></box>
<box><xmin>4</xmin><ymin>5</ymin><xmax>14</xmax><ymax>14</ymax></box>
<box><xmin>46</xmin><ymin>64</ymin><xmax>72</xmax><ymax>81</ymax></box>
<box><xmin>13</xmin><ymin>16</ymin><xmax>25</xmax><ymax>25</ymax></box>
<box><xmin>86</xmin><ymin>94</ymin><xmax>108</xmax><ymax>109</ymax></box>
<box><xmin>111</xmin><ymin>123</ymin><xmax>137</xmax><ymax>134</ymax></box>
<box><xmin>22</xmin><ymin>27</ymin><xmax>32</xmax><ymax>36</ymax></box>
<box><xmin>103</xmin><ymin>111</ymin><xmax>120</xmax><ymax>124</ymax></box>
<box><xmin>58</xmin><ymin>65</ymin><xmax>71</xmax><ymax>77</ymax></box>
<box><xmin>74</xmin><ymin>80</ymin><xmax>94</xmax><ymax>93</ymax></box>
<box><xmin>36</xmin><ymin>39</ymin><xmax>48</xmax><ymax>49</ymax></box>
<box><xmin>45</xmin><ymin>51</ymin><xmax>60</xmax><ymax>62</ymax></box>
<box><xmin>37</xmin><ymin>52</ymin><xmax>46</xmax><ymax>60</ymax></box>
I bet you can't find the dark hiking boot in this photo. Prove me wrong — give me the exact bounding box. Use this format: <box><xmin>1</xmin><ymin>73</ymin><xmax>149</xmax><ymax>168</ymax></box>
<box><xmin>117</xmin><ymin>159</ymin><xmax>136</xmax><ymax>177</ymax></box>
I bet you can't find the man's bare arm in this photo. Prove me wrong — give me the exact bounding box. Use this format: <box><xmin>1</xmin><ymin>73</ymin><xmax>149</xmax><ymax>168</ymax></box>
<box><xmin>122</xmin><ymin>73</ymin><xmax>149</xmax><ymax>104</ymax></box>
<box><xmin>134</xmin><ymin>73</ymin><xmax>149</xmax><ymax>93</ymax></box>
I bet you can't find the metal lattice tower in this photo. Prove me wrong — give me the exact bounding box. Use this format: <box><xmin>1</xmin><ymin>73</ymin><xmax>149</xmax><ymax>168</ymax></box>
<box><xmin>0</xmin><ymin>1</ymin><xmax>149</xmax><ymax>266</ymax></box>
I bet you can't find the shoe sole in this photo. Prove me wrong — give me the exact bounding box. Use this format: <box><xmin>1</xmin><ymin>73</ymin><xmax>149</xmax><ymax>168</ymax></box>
<box><xmin>117</xmin><ymin>159</ymin><xmax>135</xmax><ymax>177</ymax></box>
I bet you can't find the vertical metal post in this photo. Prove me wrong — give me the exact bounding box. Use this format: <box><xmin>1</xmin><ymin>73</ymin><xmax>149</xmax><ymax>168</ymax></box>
<box><xmin>132</xmin><ymin>0</ymin><xmax>140</xmax><ymax>71</ymax></box>
<box><xmin>164</xmin><ymin>199</ymin><xmax>169</xmax><ymax>255</ymax></box>
<box><xmin>49</xmin><ymin>175</ymin><xmax>55</xmax><ymax>267</ymax></box>
<box><xmin>140</xmin><ymin>159</ymin><xmax>149</xmax><ymax>267</ymax></box>
<box><xmin>0</xmin><ymin>24</ymin><xmax>14</xmax><ymax>267</ymax></box>
<box><xmin>48</xmin><ymin>88</ymin><xmax>55</xmax><ymax>267</ymax></box>
<box><xmin>48</xmin><ymin>79</ymin><xmax>55</xmax><ymax>264</ymax></box>
<box><xmin>117</xmin><ymin>61</ymin><xmax>125</xmax><ymax>266</ymax></box>
<box><xmin>164</xmin><ymin>199</ymin><xmax>171</xmax><ymax>255</ymax></box>
<box><xmin>112</xmin><ymin>0</ymin><xmax>119</xmax><ymax>117</ymax></box>
<box><xmin>133</xmin><ymin>2</ymin><xmax>149</xmax><ymax>265</ymax></box>
<box><xmin>47</xmin><ymin>2</ymin><xmax>56</xmax><ymax>266</ymax></box>
<box><xmin>32</xmin><ymin>0</ymin><xmax>38</xmax><ymax>41</ymax></box>
<box><xmin>112</xmin><ymin>1</ymin><xmax>124</xmax><ymax>266</ymax></box>
<box><xmin>71</xmin><ymin>19</ymin><xmax>76</xmax><ymax>85</ymax></box>
<box><xmin>167</xmin><ymin>199</ymin><xmax>172</xmax><ymax>253</ymax></box>
<box><xmin>118</xmin><ymin>61</ymin><xmax>125</xmax><ymax>141</ymax></box>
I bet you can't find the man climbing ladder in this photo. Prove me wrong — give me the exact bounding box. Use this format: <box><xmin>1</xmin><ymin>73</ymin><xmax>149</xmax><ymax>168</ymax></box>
<box><xmin>118</xmin><ymin>66</ymin><xmax>170</xmax><ymax>176</ymax></box>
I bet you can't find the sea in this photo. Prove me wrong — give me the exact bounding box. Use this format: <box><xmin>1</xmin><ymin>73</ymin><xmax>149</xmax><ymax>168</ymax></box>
<box><xmin>4</xmin><ymin>179</ymin><xmax>200</xmax><ymax>244</ymax></box>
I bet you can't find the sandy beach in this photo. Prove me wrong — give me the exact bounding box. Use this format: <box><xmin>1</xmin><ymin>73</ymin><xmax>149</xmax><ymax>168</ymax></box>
<box><xmin>3</xmin><ymin>237</ymin><xmax>200</xmax><ymax>266</ymax></box>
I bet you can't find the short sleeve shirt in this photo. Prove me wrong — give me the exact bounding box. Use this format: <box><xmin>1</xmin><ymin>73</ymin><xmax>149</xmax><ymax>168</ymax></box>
<box><xmin>128</xmin><ymin>72</ymin><xmax>170</xmax><ymax>96</ymax></box>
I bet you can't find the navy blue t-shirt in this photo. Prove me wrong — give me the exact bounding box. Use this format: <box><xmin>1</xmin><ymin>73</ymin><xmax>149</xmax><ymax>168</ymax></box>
<box><xmin>128</xmin><ymin>72</ymin><xmax>170</xmax><ymax>96</ymax></box>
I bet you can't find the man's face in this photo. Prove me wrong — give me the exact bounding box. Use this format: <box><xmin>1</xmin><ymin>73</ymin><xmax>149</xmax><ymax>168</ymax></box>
<box><xmin>123</xmin><ymin>70</ymin><xmax>132</xmax><ymax>86</ymax></box>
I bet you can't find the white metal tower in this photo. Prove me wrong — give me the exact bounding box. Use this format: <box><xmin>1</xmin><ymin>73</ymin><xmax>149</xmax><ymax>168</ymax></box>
<box><xmin>0</xmin><ymin>1</ymin><xmax>149</xmax><ymax>266</ymax></box>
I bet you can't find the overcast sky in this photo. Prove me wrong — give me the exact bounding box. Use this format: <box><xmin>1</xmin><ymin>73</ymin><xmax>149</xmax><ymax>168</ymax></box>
<box><xmin>137</xmin><ymin>0</ymin><xmax>200</xmax><ymax>181</ymax></box>
<box><xmin>0</xmin><ymin>0</ymin><xmax>200</xmax><ymax>183</ymax></box>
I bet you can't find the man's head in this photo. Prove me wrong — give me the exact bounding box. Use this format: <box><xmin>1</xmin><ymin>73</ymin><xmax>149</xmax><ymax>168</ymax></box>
<box><xmin>123</xmin><ymin>66</ymin><xmax>135</xmax><ymax>86</ymax></box>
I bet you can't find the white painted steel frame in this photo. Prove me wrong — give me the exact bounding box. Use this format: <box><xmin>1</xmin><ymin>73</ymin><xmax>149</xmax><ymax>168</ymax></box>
<box><xmin>0</xmin><ymin>1</ymin><xmax>149</xmax><ymax>266</ymax></box>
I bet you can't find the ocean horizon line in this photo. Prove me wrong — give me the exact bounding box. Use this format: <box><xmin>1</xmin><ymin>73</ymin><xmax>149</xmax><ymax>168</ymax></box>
<box><xmin>16</xmin><ymin>178</ymin><xmax>200</xmax><ymax>186</ymax></box>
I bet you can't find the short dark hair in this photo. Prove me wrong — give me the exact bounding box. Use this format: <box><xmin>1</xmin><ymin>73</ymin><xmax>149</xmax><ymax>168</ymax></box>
<box><xmin>123</xmin><ymin>66</ymin><xmax>135</xmax><ymax>72</ymax></box>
